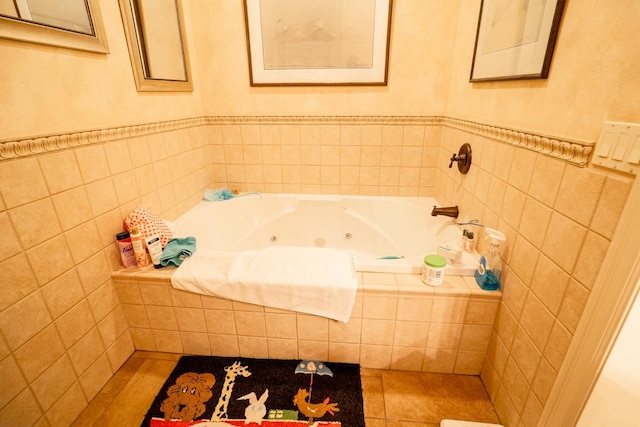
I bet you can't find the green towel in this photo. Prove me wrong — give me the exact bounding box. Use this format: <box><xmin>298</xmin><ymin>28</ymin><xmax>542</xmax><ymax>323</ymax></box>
<box><xmin>160</xmin><ymin>237</ymin><xmax>197</xmax><ymax>267</ymax></box>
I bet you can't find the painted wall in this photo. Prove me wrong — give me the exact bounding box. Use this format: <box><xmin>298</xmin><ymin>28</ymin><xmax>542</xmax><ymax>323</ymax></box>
<box><xmin>192</xmin><ymin>0</ymin><xmax>460</xmax><ymax>116</ymax></box>
<box><xmin>446</xmin><ymin>0</ymin><xmax>640</xmax><ymax>141</ymax></box>
<box><xmin>0</xmin><ymin>1</ymin><xmax>204</xmax><ymax>141</ymax></box>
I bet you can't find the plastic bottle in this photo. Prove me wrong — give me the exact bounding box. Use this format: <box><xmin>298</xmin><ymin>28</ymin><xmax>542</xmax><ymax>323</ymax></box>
<box><xmin>422</xmin><ymin>254</ymin><xmax>447</xmax><ymax>286</ymax></box>
<box><xmin>130</xmin><ymin>227</ymin><xmax>150</xmax><ymax>268</ymax></box>
<box><xmin>116</xmin><ymin>231</ymin><xmax>137</xmax><ymax>268</ymax></box>
<box><xmin>474</xmin><ymin>228</ymin><xmax>506</xmax><ymax>290</ymax></box>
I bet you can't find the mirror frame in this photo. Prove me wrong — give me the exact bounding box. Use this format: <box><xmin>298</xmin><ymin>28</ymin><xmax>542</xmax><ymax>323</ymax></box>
<box><xmin>0</xmin><ymin>0</ymin><xmax>109</xmax><ymax>54</ymax></box>
<box><xmin>118</xmin><ymin>0</ymin><xmax>193</xmax><ymax>92</ymax></box>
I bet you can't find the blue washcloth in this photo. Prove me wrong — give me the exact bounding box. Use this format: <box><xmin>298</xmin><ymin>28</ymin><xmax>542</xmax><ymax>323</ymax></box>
<box><xmin>160</xmin><ymin>237</ymin><xmax>197</xmax><ymax>267</ymax></box>
<box><xmin>203</xmin><ymin>188</ymin><xmax>234</xmax><ymax>201</ymax></box>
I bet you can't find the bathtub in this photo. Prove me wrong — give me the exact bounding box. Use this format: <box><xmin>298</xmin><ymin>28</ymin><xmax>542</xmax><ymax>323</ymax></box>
<box><xmin>112</xmin><ymin>193</ymin><xmax>500</xmax><ymax>370</ymax></box>
<box><xmin>170</xmin><ymin>193</ymin><xmax>478</xmax><ymax>275</ymax></box>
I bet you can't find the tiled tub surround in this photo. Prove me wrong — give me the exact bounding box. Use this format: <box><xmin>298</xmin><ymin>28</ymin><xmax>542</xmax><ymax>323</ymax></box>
<box><xmin>113</xmin><ymin>267</ymin><xmax>500</xmax><ymax>373</ymax></box>
<box><xmin>434</xmin><ymin>126</ymin><xmax>633</xmax><ymax>426</ymax></box>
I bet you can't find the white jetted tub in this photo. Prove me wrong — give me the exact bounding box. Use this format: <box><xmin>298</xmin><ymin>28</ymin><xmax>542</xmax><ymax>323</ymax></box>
<box><xmin>170</xmin><ymin>193</ymin><xmax>478</xmax><ymax>275</ymax></box>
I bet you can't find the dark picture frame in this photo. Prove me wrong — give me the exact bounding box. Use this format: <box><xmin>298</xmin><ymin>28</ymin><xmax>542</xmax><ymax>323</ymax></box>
<box><xmin>243</xmin><ymin>0</ymin><xmax>393</xmax><ymax>86</ymax></box>
<box><xmin>470</xmin><ymin>0</ymin><xmax>565</xmax><ymax>82</ymax></box>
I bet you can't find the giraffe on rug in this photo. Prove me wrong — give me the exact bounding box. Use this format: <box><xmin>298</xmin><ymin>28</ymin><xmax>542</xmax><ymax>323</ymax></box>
<box><xmin>211</xmin><ymin>361</ymin><xmax>252</xmax><ymax>421</ymax></box>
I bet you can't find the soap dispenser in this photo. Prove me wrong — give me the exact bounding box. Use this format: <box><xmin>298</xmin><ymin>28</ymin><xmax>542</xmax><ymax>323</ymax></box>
<box><xmin>474</xmin><ymin>227</ymin><xmax>506</xmax><ymax>290</ymax></box>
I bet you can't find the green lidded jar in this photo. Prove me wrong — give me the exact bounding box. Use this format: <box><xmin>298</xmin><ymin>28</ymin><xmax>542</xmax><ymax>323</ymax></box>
<box><xmin>422</xmin><ymin>254</ymin><xmax>446</xmax><ymax>286</ymax></box>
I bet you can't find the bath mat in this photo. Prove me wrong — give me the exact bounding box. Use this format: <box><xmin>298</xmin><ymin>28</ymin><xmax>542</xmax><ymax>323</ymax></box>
<box><xmin>142</xmin><ymin>355</ymin><xmax>365</xmax><ymax>427</ymax></box>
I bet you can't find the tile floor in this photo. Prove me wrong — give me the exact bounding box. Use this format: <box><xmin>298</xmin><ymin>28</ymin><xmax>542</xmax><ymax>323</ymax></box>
<box><xmin>71</xmin><ymin>351</ymin><xmax>501</xmax><ymax>427</ymax></box>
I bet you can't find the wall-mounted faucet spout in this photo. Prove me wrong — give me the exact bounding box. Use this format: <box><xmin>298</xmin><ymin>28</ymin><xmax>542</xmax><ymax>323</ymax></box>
<box><xmin>431</xmin><ymin>205</ymin><xmax>459</xmax><ymax>218</ymax></box>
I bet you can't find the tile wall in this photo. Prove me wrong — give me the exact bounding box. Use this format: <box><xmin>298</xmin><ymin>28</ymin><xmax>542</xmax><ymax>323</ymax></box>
<box><xmin>435</xmin><ymin>126</ymin><xmax>633</xmax><ymax>426</ymax></box>
<box><xmin>112</xmin><ymin>267</ymin><xmax>500</xmax><ymax>374</ymax></box>
<box><xmin>0</xmin><ymin>125</ymin><xmax>212</xmax><ymax>425</ymax></box>
<box><xmin>207</xmin><ymin>121</ymin><xmax>443</xmax><ymax>196</ymax></box>
<box><xmin>0</xmin><ymin>116</ymin><xmax>634</xmax><ymax>427</ymax></box>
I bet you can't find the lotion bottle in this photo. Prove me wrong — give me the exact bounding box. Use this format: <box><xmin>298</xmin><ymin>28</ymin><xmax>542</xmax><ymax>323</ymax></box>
<box><xmin>130</xmin><ymin>227</ymin><xmax>150</xmax><ymax>268</ymax></box>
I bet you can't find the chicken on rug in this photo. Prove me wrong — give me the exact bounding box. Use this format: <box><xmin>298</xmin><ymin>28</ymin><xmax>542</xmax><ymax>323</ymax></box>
<box><xmin>142</xmin><ymin>356</ymin><xmax>365</xmax><ymax>427</ymax></box>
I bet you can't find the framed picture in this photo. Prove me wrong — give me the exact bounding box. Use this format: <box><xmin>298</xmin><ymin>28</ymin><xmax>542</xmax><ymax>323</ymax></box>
<box><xmin>243</xmin><ymin>0</ymin><xmax>393</xmax><ymax>86</ymax></box>
<box><xmin>470</xmin><ymin>0</ymin><xmax>565</xmax><ymax>82</ymax></box>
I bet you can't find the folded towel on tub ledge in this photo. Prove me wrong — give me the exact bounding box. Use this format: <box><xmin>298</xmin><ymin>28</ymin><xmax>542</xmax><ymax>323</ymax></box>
<box><xmin>170</xmin><ymin>246</ymin><xmax>358</xmax><ymax>323</ymax></box>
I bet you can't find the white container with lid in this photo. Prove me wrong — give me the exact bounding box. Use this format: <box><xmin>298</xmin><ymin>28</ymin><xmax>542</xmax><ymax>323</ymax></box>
<box><xmin>422</xmin><ymin>254</ymin><xmax>447</xmax><ymax>286</ymax></box>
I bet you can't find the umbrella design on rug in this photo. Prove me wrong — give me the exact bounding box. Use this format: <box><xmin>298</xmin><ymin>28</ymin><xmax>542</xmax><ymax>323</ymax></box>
<box><xmin>295</xmin><ymin>360</ymin><xmax>333</xmax><ymax>400</ymax></box>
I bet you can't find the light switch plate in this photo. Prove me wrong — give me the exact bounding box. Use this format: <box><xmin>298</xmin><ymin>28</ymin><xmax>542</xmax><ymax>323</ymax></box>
<box><xmin>593</xmin><ymin>121</ymin><xmax>640</xmax><ymax>176</ymax></box>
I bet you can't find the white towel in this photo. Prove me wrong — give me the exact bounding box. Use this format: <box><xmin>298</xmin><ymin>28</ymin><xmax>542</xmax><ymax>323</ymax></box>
<box><xmin>171</xmin><ymin>246</ymin><xmax>358</xmax><ymax>323</ymax></box>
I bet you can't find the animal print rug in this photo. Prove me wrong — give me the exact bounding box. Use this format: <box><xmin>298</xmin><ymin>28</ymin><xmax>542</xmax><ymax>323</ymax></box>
<box><xmin>142</xmin><ymin>355</ymin><xmax>365</xmax><ymax>427</ymax></box>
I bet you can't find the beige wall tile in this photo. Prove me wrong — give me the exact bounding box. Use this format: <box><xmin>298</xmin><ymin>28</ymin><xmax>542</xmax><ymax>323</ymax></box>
<box><xmin>390</xmin><ymin>346</ymin><xmax>424</xmax><ymax>371</ymax></box>
<box><xmin>30</xmin><ymin>355</ymin><xmax>76</xmax><ymax>410</ymax></box>
<box><xmin>459</xmin><ymin>324</ymin><xmax>492</xmax><ymax>351</ymax></box>
<box><xmin>501</xmin><ymin>186</ymin><xmax>526</xmax><ymax>229</ymax></box>
<box><xmin>542</xmin><ymin>213</ymin><xmax>587</xmax><ymax>273</ymax></box>
<box><xmin>75</xmin><ymin>145</ymin><xmax>110</xmax><ymax>184</ymax></box>
<box><xmin>128</xmin><ymin>136</ymin><xmax>152</xmax><ymax>167</ymax></box>
<box><xmin>39</xmin><ymin>150</ymin><xmax>83</xmax><ymax>194</ymax></box>
<box><xmin>394</xmin><ymin>321</ymin><xmax>428</xmax><ymax>347</ymax></box>
<box><xmin>422</xmin><ymin>348</ymin><xmax>456</xmax><ymax>373</ymax></box>
<box><xmin>590</xmin><ymin>176</ymin><xmax>633</xmax><ymax>239</ymax></box>
<box><xmin>543</xmin><ymin>321</ymin><xmax>572</xmax><ymax>372</ymax></box>
<box><xmin>431</xmin><ymin>297</ymin><xmax>468</xmax><ymax>323</ymax></box>
<box><xmin>362</xmin><ymin>319</ymin><xmax>395</xmax><ymax>345</ymax></box>
<box><xmin>234</xmin><ymin>311</ymin><xmax>266</xmax><ymax>337</ymax></box>
<box><xmin>266</xmin><ymin>338</ymin><xmax>297</xmax><ymax>359</ymax></box>
<box><xmin>362</xmin><ymin>294</ymin><xmax>397</xmax><ymax>320</ymax></box>
<box><xmin>0</xmin><ymin>356</ymin><xmax>28</xmax><ymax>409</ymax></box>
<box><xmin>55</xmin><ymin>300</ymin><xmax>95</xmax><ymax>349</ymax></box>
<box><xmin>557</xmin><ymin>279</ymin><xmax>590</xmax><ymax>334</ymax></box>
<box><xmin>52</xmin><ymin>186</ymin><xmax>94</xmax><ymax>231</ymax></box>
<box><xmin>530</xmin><ymin>255</ymin><xmax>570</xmax><ymax>316</ymax></box>
<box><xmin>45</xmin><ymin>381</ymin><xmax>87</xmax><ymax>427</ymax></box>
<box><xmin>508</xmin><ymin>149</ymin><xmax>536</xmax><ymax>192</ymax></box>
<box><xmin>465</xmin><ymin>299</ymin><xmax>499</xmax><ymax>325</ymax></box>
<box><xmin>180</xmin><ymin>332</ymin><xmax>211</xmax><ymax>355</ymax></box>
<box><xmin>153</xmin><ymin>330</ymin><xmax>183</xmax><ymax>353</ymax></box>
<box><xmin>130</xmin><ymin>328</ymin><xmax>156</xmax><ymax>351</ymax></box>
<box><xmin>209</xmin><ymin>334</ymin><xmax>239</xmax><ymax>357</ymax></box>
<box><xmin>104</xmin><ymin>140</ymin><xmax>133</xmax><ymax>175</ymax></box>
<box><xmin>555</xmin><ymin>166</ymin><xmax>606</xmax><ymax>227</ymax></box>
<box><xmin>237</xmin><ymin>335</ymin><xmax>268</xmax><ymax>358</ymax></box>
<box><xmin>0</xmin><ymin>388</ymin><xmax>42</xmax><ymax>426</ymax></box>
<box><xmin>65</xmin><ymin>220</ymin><xmax>103</xmax><ymax>264</ymax></box>
<box><xmin>14</xmin><ymin>325</ymin><xmax>65</xmax><ymax>383</ymax></box>
<box><xmin>382</xmin><ymin>126</ymin><xmax>403</xmax><ymax>146</ymax></box>
<box><xmin>88</xmin><ymin>282</ymin><xmax>120</xmax><ymax>323</ymax></box>
<box><xmin>0</xmin><ymin>254</ymin><xmax>38</xmax><ymax>312</ymax></box>
<box><xmin>329</xmin><ymin>342</ymin><xmax>360</xmax><ymax>363</ymax></box>
<box><xmin>76</xmin><ymin>252</ymin><xmax>111</xmax><ymax>295</ymax></box>
<box><xmin>519</xmin><ymin>294</ymin><xmax>554</xmax><ymax>351</ymax></box>
<box><xmin>528</xmin><ymin>155</ymin><xmax>565</xmax><ymax>207</ymax></box>
<box><xmin>79</xmin><ymin>353</ymin><xmax>113</xmax><ymax>402</ymax></box>
<box><xmin>520</xmin><ymin>391</ymin><xmax>543</xmax><ymax>427</ymax></box>
<box><xmin>495</xmin><ymin>302</ymin><xmax>518</xmax><ymax>350</ymax></box>
<box><xmin>105</xmin><ymin>332</ymin><xmax>134</xmax><ymax>373</ymax></box>
<box><xmin>10</xmin><ymin>198</ymin><xmax>62</xmax><ymax>249</ymax></box>
<box><xmin>329</xmin><ymin>318</ymin><xmax>362</xmax><ymax>343</ymax></box>
<box><xmin>265</xmin><ymin>313</ymin><xmax>297</xmax><ymax>339</ymax></box>
<box><xmin>0</xmin><ymin>291</ymin><xmax>51</xmax><ymax>350</ymax></box>
<box><xmin>67</xmin><ymin>327</ymin><xmax>105</xmax><ymax>376</ymax></box>
<box><xmin>518</xmin><ymin>196</ymin><xmax>552</xmax><ymax>249</ymax></box>
<box><xmin>146</xmin><ymin>306</ymin><xmax>178</xmax><ymax>331</ymax></box>
<box><xmin>359</xmin><ymin>344</ymin><xmax>392</xmax><ymax>369</ymax></box>
<box><xmin>0</xmin><ymin>212</ymin><xmax>21</xmax><ymax>262</ymax></box>
<box><xmin>509</xmin><ymin>327</ymin><xmax>541</xmax><ymax>384</ymax></box>
<box><xmin>85</xmin><ymin>177</ymin><xmax>118</xmax><ymax>216</ymax></box>
<box><xmin>0</xmin><ymin>157</ymin><xmax>49</xmax><ymax>209</ymax></box>
<box><xmin>572</xmin><ymin>231</ymin><xmax>610</xmax><ymax>291</ymax></box>
<box><xmin>175</xmin><ymin>307</ymin><xmax>206</xmax><ymax>333</ymax></box>
<box><xmin>40</xmin><ymin>268</ymin><xmax>84</xmax><ymax>319</ymax></box>
<box><xmin>121</xmin><ymin>304</ymin><xmax>149</xmax><ymax>328</ymax></box>
<box><xmin>454</xmin><ymin>350</ymin><xmax>485</xmax><ymax>375</ymax></box>
<box><xmin>397</xmin><ymin>296</ymin><xmax>433</xmax><ymax>322</ymax></box>
<box><xmin>531</xmin><ymin>357</ymin><xmax>557</xmax><ymax>405</ymax></box>
<box><xmin>204</xmin><ymin>309</ymin><xmax>236</xmax><ymax>335</ymax></box>
<box><xmin>427</xmin><ymin>322</ymin><xmax>462</xmax><ymax>350</ymax></box>
<box><xmin>112</xmin><ymin>170</ymin><xmax>140</xmax><ymax>205</ymax></box>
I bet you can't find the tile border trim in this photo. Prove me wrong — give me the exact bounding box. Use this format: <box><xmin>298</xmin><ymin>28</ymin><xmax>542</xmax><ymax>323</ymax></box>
<box><xmin>1</xmin><ymin>116</ymin><xmax>593</xmax><ymax>166</ymax></box>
